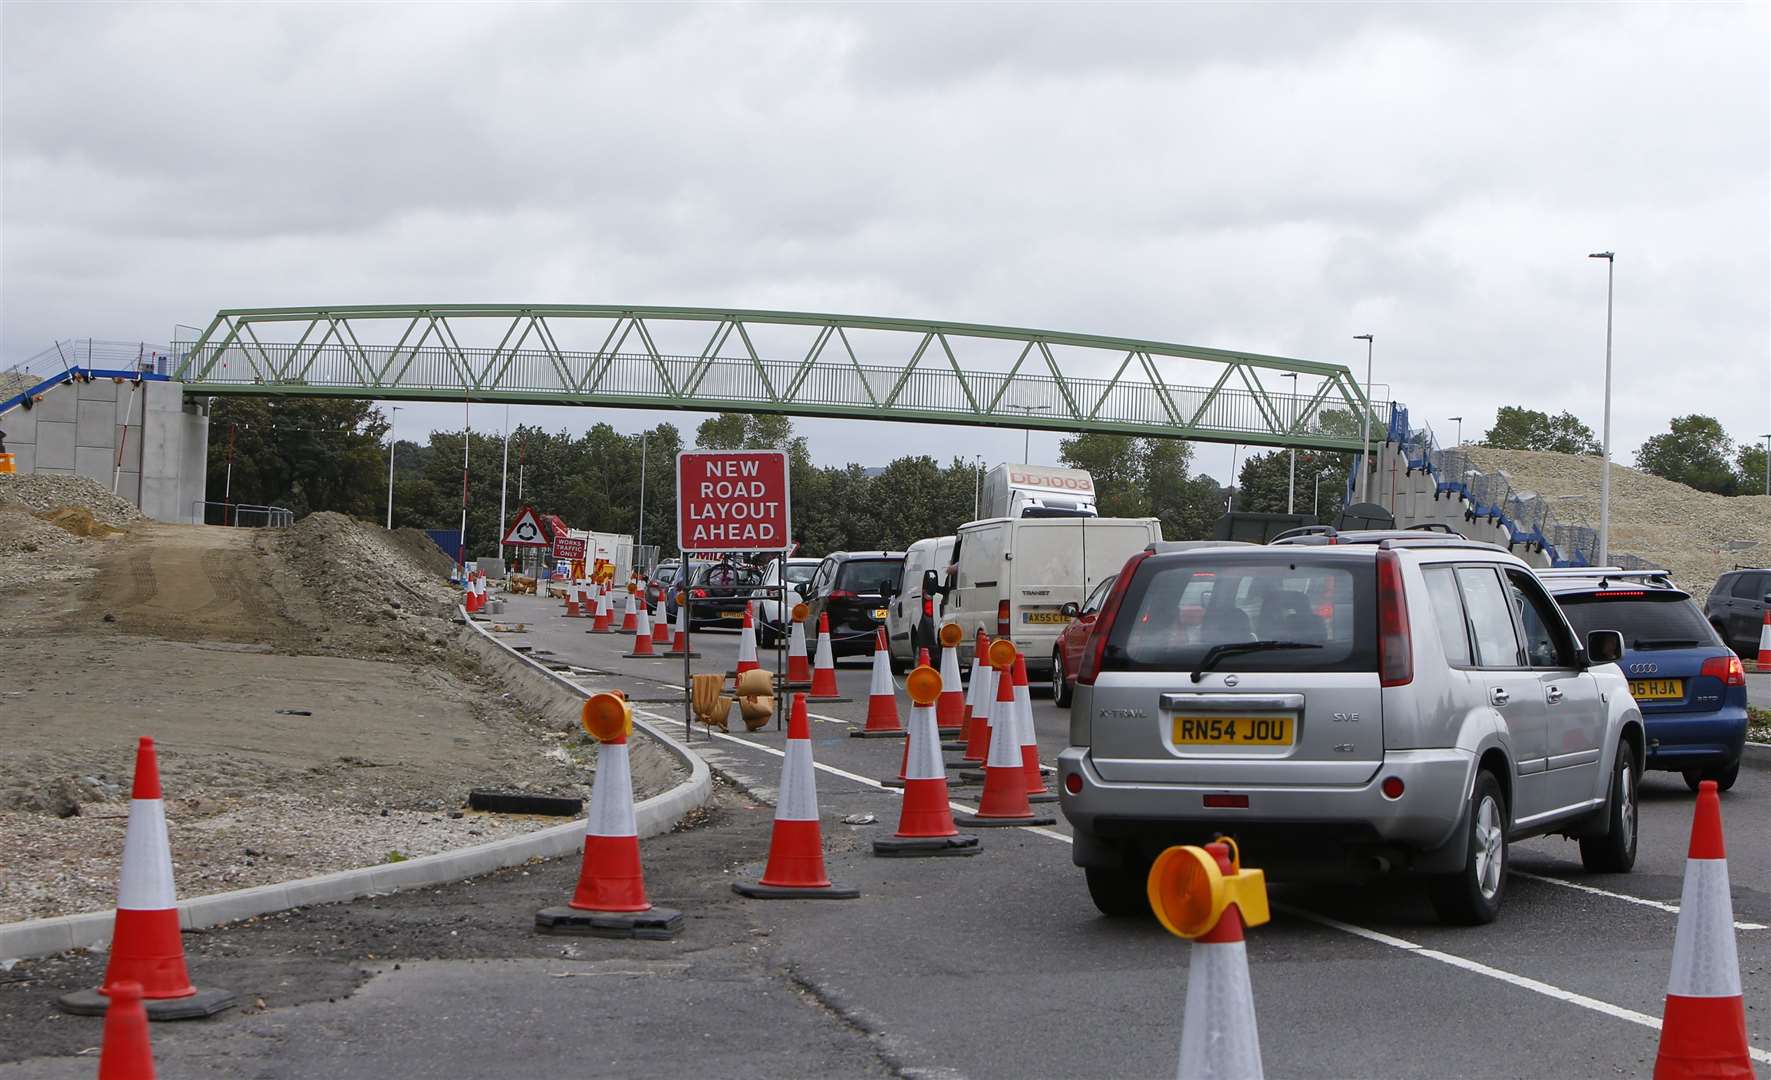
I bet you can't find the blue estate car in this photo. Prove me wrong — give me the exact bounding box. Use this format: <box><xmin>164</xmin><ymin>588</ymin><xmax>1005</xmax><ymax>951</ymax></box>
<box><xmin>1540</xmin><ymin>569</ymin><xmax>1749</xmax><ymax>792</ymax></box>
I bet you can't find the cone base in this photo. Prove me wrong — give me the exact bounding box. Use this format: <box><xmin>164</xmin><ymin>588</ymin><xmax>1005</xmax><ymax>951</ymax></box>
<box><xmin>534</xmin><ymin>905</ymin><xmax>683</xmax><ymax>940</ymax></box>
<box><xmin>849</xmin><ymin>729</ymin><xmax>907</xmax><ymax>739</ymax></box>
<box><xmin>957</xmin><ymin>768</ymin><xmax>987</xmax><ymax>783</ymax></box>
<box><xmin>59</xmin><ymin>986</ymin><xmax>236</xmax><ymax>1020</ymax></box>
<box><xmin>1027</xmin><ymin>791</ymin><xmax>1059</xmax><ymax>803</ymax></box>
<box><xmin>937</xmin><ymin>727</ymin><xmax>962</xmax><ymax>738</ymax></box>
<box><xmin>878</xmin><ymin>775</ymin><xmax>906</xmax><ymax>788</ymax></box>
<box><xmin>731</xmin><ymin>880</ymin><xmax>860</xmax><ymax>900</ymax></box>
<box><xmin>952</xmin><ymin>811</ymin><xmax>1055</xmax><ymax>828</ymax></box>
<box><xmin>940</xmin><ymin>741</ymin><xmax>968</xmax><ymax>752</ymax></box>
<box><xmin>808</xmin><ymin>695</ymin><xmax>851</xmax><ymax>703</ymax></box>
<box><xmin>622</xmin><ymin>651</ymin><xmax>660</xmax><ymax>659</ymax></box>
<box><xmin>663</xmin><ymin>651</ymin><xmax>703</xmax><ymax>659</ymax></box>
<box><xmin>873</xmin><ymin>834</ymin><xmax>981</xmax><ymax>857</ymax></box>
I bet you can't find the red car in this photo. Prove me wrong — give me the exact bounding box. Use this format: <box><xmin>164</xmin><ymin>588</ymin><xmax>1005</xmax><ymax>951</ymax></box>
<box><xmin>1051</xmin><ymin>572</ymin><xmax>1119</xmax><ymax>707</ymax></box>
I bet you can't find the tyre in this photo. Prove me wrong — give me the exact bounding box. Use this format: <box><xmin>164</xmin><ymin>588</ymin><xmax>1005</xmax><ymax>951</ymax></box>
<box><xmin>1428</xmin><ymin>770</ymin><xmax>1508</xmax><ymax>925</ymax></box>
<box><xmin>1085</xmin><ymin>864</ymin><xmax>1150</xmax><ymax>918</ymax></box>
<box><xmin>1581</xmin><ymin>741</ymin><xmax>1639</xmax><ymax>873</ymax></box>
<box><xmin>1051</xmin><ymin>647</ymin><xmax>1073</xmax><ymax>708</ymax></box>
<box><xmin>1694</xmin><ymin>760</ymin><xmax>1741</xmax><ymax>793</ymax></box>
<box><xmin>1682</xmin><ymin>768</ymin><xmax>1703</xmax><ymax>793</ymax></box>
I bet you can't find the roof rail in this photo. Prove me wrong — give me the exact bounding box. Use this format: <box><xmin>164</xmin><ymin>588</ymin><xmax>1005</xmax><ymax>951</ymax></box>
<box><xmin>1373</xmin><ymin>537</ymin><xmax>1510</xmax><ymax>553</ymax></box>
<box><xmin>1536</xmin><ymin>567</ymin><xmax>1670</xmax><ymax>578</ymax></box>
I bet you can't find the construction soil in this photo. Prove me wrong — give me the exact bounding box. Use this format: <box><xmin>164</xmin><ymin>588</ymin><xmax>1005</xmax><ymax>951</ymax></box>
<box><xmin>0</xmin><ymin>503</ymin><xmax>681</xmax><ymax>925</ymax></box>
<box><xmin>1465</xmin><ymin>448</ymin><xmax>1771</xmax><ymax>596</ymax></box>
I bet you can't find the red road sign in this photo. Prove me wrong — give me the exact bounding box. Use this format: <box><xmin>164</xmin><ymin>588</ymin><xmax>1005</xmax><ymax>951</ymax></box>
<box><xmin>552</xmin><ymin>535</ymin><xmax>586</xmax><ymax>560</ymax></box>
<box><xmin>502</xmin><ymin>506</ymin><xmax>550</xmax><ymax>547</ymax></box>
<box><xmin>677</xmin><ymin>450</ymin><xmax>791</xmax><ymax>554</ymax></box>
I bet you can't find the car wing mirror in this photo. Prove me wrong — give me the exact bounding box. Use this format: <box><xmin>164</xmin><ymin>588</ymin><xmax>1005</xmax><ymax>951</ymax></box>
<box><xmin>1586</xmin><ymin>629</ymin><xmax>1624</xmax><ymax>665</ymax></box>
<box><xmin>879</xmin><ymin>579</ymin><xmax>898</xmax><ymax>599</ymax></box>
<box><xmin>1060</xmin><ymin>602</ymin><xmax>1081</xmax><ymax>619</ymax></box>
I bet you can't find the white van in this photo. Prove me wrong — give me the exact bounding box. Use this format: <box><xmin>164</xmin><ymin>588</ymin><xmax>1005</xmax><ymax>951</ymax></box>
<box><xmin>942</xmin><ymin>516</ymin><xmax>1162</xmax><ymax>677</ymax></box>
<box><xmin>886</xmin><ymin>535</ymin><xmax>955</xmax><ymax>667</ymax></box>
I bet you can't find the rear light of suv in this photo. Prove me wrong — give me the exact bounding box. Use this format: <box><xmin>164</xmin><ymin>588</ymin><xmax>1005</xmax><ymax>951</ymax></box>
<box><xmin>1376</xmin><ymin>549</ymin><xmax>1413</xmax><ymax>687</ymax></box>
<box><xmin>828</xmin><ymin>589</ymin><xmax>857</xmax><ymax>600</ymax></box>
<box><xmin>1700</xmin><ymin>654</ymin><xmax>1746</xmax><ymax>687</ymax></box>
<box><xmin>1077</xmin><ymin>550</ymin><xmax>1150</xmax><ymax>686</ymax></box>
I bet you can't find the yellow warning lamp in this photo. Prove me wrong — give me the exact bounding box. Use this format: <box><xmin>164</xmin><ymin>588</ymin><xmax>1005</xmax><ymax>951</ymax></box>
<box><xmin>1147</xmin><ymin>837</ymin><xmax>1270</xmax><ymax>940</ymax></box>
<box><xmin>791</xmin><ymin>602</ymin><xmax>809</xmax><ymax>623</ymax></box>
<box><xmin>939</xmin><ymin>622</ymin><xmax>963</xmax><ymax>648</ymax></box>
<box><xmin>627</xmin><ymin>581</ymin><xmax>639</xmax><ymax>595</ymax></box>
<box><xmin>581</xmin><ymin>691</ymin><xmax>634</xmax><ymax>743</ymax></box>
<box><xmin>987</xmin><ymin>637</ymin><xmax>1017</xmax><ymax>672</ymax></box>
<box><xmin>675</xmin><ymin>590</ymin><xmax>687</xmax><ymax>605</ymax></box>
<box><xmin>905</xmin><ymin>664</ymin><xmax>942</xmax><ymax>707</ymax></box>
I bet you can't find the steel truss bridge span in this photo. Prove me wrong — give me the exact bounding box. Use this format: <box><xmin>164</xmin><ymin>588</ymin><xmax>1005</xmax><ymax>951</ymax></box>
<box><xmin>174</xmin><ymin>305</ymin><xmax>1383</xmax><ymax>451</ymax></box>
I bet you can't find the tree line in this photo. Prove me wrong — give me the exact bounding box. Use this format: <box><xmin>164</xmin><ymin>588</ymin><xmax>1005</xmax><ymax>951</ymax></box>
<box><xmin>1481</xmin><ymin>406</ymin><xmax>1768</xmax><ymax>496</ymax></box>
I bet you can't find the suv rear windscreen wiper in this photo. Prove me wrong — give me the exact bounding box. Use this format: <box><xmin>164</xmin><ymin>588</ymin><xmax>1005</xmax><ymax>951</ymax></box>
<box><xmin>1190</xmin><ymin>640</ymin><xmax>1322</xmax><ymax>683</ymax></box>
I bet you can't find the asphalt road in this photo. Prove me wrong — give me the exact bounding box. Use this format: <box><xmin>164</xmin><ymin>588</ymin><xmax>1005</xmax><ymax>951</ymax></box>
<box><xmin>1748</xmin><ymin>671</ymin><xmax>1770</xmax><ymax>709</ymax></box>
<box><xmin>3</xmin><ymin>593</ymin><xmax>1766</xmax><ymax>1079</ymax></box>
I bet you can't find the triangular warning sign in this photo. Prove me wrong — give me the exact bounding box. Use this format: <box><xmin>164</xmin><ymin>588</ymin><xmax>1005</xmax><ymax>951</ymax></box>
<box><xmin>502</xmin><ymin>506</ymin><xmax>549</xmax><ymax>547</ymax></box>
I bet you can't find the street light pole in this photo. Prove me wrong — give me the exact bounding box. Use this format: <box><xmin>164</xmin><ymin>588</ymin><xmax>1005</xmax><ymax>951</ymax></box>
<box><xmin>384</xmin><ymin>406</ymin><xmax>401</xmax><ymax>530</ymax></box>
<box><xmin>1589</xmin><ymin>252</ymin><xmax>1615</xmax><ymax>566</ymax></box>
<box><xmin>1007</xmin><ymin>404</ymin><xmax>1052</xmax><ymax>461</ymax></box>
<box><xmin>638</xmin><ymin>430</ymin><xmax>648</xmax><ymax>550</ymax></box>
<box><xmin>1353</xmin><ymin>334</ymin><xmax>1374</xmax><ymax>504</ymax></box>
<box><xmin>973</xmin><ymin>455</ymin><xmax>984</xmax><ymax>519</ymax></box>
<box><xmin>498</xmin><ymin>406</ymin><xmax>511</xmax><ymax>565</ymax></box>
<box><xmin>1448</xmin><ymin>415</ymin><xmax>1463</xmax><ymax>449</ymax></box>
<box><xmin>1228</xmin><ymin>443</ymin><xmax>1241</xmax><ymax>513</ymax></box>
<box><xmin>1761</xmin><ymin>434</ymin><xmax>1771</xmax><ymax>496</ymax></box>
<box><xmin>1281</xmin><ymin>372</ymin><xmax>1298</xmax><ymax>514</ymax></box>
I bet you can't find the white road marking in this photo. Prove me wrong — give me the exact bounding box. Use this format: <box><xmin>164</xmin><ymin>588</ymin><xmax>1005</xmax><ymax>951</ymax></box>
<box><xmin>1512</xmin><ymin>869</ymin><xmax>1767</xmax><ymax>931</ymax></box>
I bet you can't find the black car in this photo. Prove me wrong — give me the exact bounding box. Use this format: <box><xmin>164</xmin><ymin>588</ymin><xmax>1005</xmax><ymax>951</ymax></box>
<box><xmin>802</xmin><ymin>551</ymin><xmax>906</xmax><ymax>657</ymax></box>
<box><xmin>671</xmin><ymin>560</ymin><xmax>765</xmax><ymax>631</ymax></box>
<box><xmin>1706</xmin><ymin>568</ymin><xmax>1771</xmax><ymax>656</ymax></box>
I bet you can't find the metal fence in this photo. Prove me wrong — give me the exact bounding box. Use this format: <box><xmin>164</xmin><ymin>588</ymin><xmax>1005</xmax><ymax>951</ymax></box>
<box><xmin>194</xmin><ymin>501</ymin><xmax>294</xmax><ymax>528</ymax></box>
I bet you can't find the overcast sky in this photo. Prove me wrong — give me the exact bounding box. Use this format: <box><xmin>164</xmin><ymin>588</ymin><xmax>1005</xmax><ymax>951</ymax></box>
<box><xmin>4</xmin><ymin>2</ymin><xmax>1767</xmax><ymax>483</ymax></box>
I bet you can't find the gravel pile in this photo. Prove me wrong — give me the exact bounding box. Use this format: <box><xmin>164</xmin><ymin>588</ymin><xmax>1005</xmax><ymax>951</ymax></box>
<box><xmin>0</xmin><ymin>473</ymin><xmax>145</xmax><ymax>527</ymax></box>
<box><xmin>275</xmin><ymin>512</ymin><xmax>461</xmax><ymax>625</ymax></box>
<box><xmin>1467</xmin><ymin>448</ymin><xmax>1771</xmax><ymax>596</ymax></box>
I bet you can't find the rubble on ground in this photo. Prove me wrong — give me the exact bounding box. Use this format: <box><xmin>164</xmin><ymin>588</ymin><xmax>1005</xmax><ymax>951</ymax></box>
<box><xmin>274</xmin><ymin>512</ymin><xmax>461</xmax><ymax>625</ymax></box>
<box><xmin>0</xmin><ymin>473</ymin><xmax>145</xmax><ymax>527</ymax></box>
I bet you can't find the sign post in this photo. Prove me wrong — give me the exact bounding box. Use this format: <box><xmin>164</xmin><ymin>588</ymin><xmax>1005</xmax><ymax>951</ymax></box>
<box><xmin>677</xmin><ymin>450</ymin><xmax>793</xmax><ymax>738</ymax></box>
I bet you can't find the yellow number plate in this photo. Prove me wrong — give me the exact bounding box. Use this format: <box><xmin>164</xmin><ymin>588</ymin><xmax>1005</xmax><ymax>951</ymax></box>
<box><xmin>1023</xmin><ymin>611</ymin><xmax>1069</xmax><ymax>624</ymax></box>
<box><xmin>1173</xmin><ymin>715</ymin><xmax>1294</xmax><ymax>746</ymax></box>
<box><xmin>872</xmin><ymin>607</ymin><xmax>889</xmax><ymax>619</ymax></box>
<box><xmin>1629</xmin><ymin>678</ymin><xmax>1683</xmax><ymax>700</ymax></box>
<box><xmin>721</xmin><ymin>610</ymin><xmax>744</xmax><ymax>620</ymax></box>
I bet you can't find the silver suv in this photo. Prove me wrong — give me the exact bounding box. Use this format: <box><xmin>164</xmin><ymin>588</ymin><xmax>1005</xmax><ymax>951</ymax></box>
<box><xmin>1057</xmin><ymin>537</ymin><xmax>1643</xmax><ymax>925</ymax></box>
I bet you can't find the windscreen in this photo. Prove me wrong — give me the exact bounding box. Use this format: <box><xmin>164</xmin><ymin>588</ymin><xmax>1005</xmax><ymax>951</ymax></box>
<box><xmin>696</xmin><ymin>563</ymin><xmax>762</xmax><ymax>590</ymax></box>
<box><xmin>785</xmin><ymin>563</ymin><xmax>819</xmax><ymax>586</ymax></box>
<box><xmin>1104</xmin><ymin>557</ymin><xmax>1376</xmax><ymax>673</ymax></box>
<box><xmin>1557</xmin><ymin>593</ymin><xmax>1719</xmax><ymax>650</ymax></box>
<box><xmin>836</xmin><ymin>558</ymin><xmax>903</xmax><ymax>595</ymax></box>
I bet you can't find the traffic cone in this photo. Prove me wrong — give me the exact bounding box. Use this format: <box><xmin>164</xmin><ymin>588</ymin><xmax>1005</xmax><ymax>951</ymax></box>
<box><xmin>875</xmin><ymin>662</ymin><xmax>979</xmax><ymax>857</ymax></box>
<box><xmin>736</xmin><ymin>603</ymin><xmax>760</xmax><ymax>675</ymax></box>
<box><xmin>960</xmin><ymin>633</ymin><xmax>998</xmax><ymax>764</ymax></box>
<box><xmin>936</xmin><ymin>624</ymin><xmax>965</xmax><ymax>737</ymax></box>
<box><xmin>1150</xmin><ymin>840</ymin><xmax>1271</xmax><ymax>1080</ymax></box>
<box><xmin>954</xmin><ymin>645</ymin><xmax>1054</xmax><ymax>828</ymax></box>
<box><xmin>809</xmin><ymin>612</ymin><xmax>841</xmax><ymax>700</ymax></box>
<box><xmin>623</xmin><ymin>601</ymin><xmax>657</xmax><ymax>657</ymax></box>
<box><xmin>786</xmin><ymin>604</ymin><xmax>812</xmax><ymax>686</ymax></box>
<box><xmin>537</xmin><ymin>693</ymin><xmax>683</xmax><ymax>938</ymax></box>
<box><xmin>1653</xmin><ymin>780</ymin><xmax>1751</xmax><ymax>1079</ymax></box>
<box><xmin>591</xmin><ymin>585</ymin><xmax>613</xmax><ymax>633</ymax></box>
<box><xmin>564</xmin><ymin>581</ymin><xmax>580</xmax><ymax>618</ymax></box>
<box><xmin>882</xmin><ymin>648</ymin><xmax>933</xmax><ymax>787</ymax></box>
<box><xmin>1756</xmin><ymin>610</ymin><xmax>1770</xmax><ymax>669</ymax></box>
<box><xmin>619</xmin><ymin>587</ymin><xmax>638</xmax><ymax>632</ymax></box>
<box><xmin>97</xmin><ymin>981</ymin><xmax>156</xmax><ymax>1080</ymax></box>
<box><xmin>652</xmin><ymin>594</ymin><xmax>671</xmax><ymax>645</ymax></box>
<box><xmin>1011</xmin><ymin>653</ymin><xmax>1056</xmax><ymax>802</ymax></box>
<box><xmin>946</xmin><ymin>628</ymin><xmax>989</xmax><ymax>753</ymax></box>
<box><xmin>733</xmin><ymin>695</ymin><xmax>859</xmax><ymax>899</ymax></box>
<box><xmin>664</xmin><ymin>593</ymin><xmax>698</xmax><ymax>658</ymax></box>
<box><xmin>59</xmin><ymin>739</ymin><xmax>236</xmax><ymax>1020</ymax></box>
<box><xmin>853</xmin><ymin>627</ymin><xmax>905</xmax><ymax>738</ymax></box>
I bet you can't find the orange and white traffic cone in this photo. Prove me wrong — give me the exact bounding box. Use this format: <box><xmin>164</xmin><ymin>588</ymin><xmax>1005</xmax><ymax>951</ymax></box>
<box><xmin>948</xmin><ymin>628</ymin><xmax>988</xmax><ymax>754</ymax></box>
<box><xmin>853</xmin><ymin>627</ymin><xmax>904</xmax><ymax>738</ymax></box>
<box><xmin>623</xmin><ymin>600</ymin><xmax>657</xmax><ymax>658</ymax></box>
<box><xmin>652</xmin><ymin>594</ymin><xmax>671</xmax><ymax>646</ymax></box>
<box><xmin>875</xmin><ymin>664</ymin><xmax>981</xmax><ymax>858</ymax></box>
<box><xmin>59</xmin><ymin>739</ymin><xmax>236</xmax><ymax>1020</ymax></box>
<box><xmin>882</xmin><ymin>648</ymin><xmax>933</xmax><ymax>787</ymax></box>
<box><xmin>537</xmin><ymin>693</ymin><xmax>683</xmax><ymax>938</ymax></box>
<box><xmin>1150</xmin><ymin>840</ymin><xmax>1271</xmax><ymax>1080</ymax></box>
<box><xmin>619</xmin><ymin>587</ymin><xmax>638</xmax><ymax>633</ymax></box>
<box><xmin>960</xmin><ymin>631</ymin><xmax>997</xmax><ymax>765</ymax></box>
<box><xmin>1756</xmin><ymin>610</ymin><xmax>1770</xmax><ymax>669</ymax></box>
<box><xmin>564</xmin><ymin>581</ymin><xmax>580</xmax><ymax>618</ymax></box>
<box><xmin>591</xmin><ymin>585</ymin><xmax>614</xmax><ymax>633</ymax></box>
<box><xmin>97</xmin><ymin>981</ymin><xmax>156</xmax><ymax>1080</ymax></box>
<box><xmin>664</xmin><ymin>593</ymin><xmax>697</xmax><ymax>658</ymax></box>
<box><xmin>1653</xmin><ymin>779</ymin><xmax>1752</xmax><ymax>1079</ymax></box>
<box><xmin>809</xmin><ymin>613</ymin><xmax>841</xmax><ymax>700</ymax></box>
<box><xmin>954</xmin><ymin>643</ymin><xmax>1054</xmax><ymax>828</ymax></box>
<box><xmin>936</xmin><ymin>623</ymin><xmax>965</xmax><ymax>737</ymax></box>
<box><xmin>785</xmin><ymin>604</ymin><xmax>812</xmax><ymax>686</ymax></box>
<box><xmin>736</xmin><ymin>603</ymin><xmax>760</xmax><ymax>676</ymax></box>
<box><xmin>733</xmin><ymin>695</ymin><xmax>859</xmax><ymax>900</ymax></box>
<box><xmin>1011</xmin><ymin>653</ymin><xmax>1056</xmax><ymax>802</ymax></box>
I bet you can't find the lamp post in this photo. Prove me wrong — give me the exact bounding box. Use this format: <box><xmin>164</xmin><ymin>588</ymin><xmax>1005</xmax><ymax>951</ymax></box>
<box><xmin>1281</xmin><ymin>372</ymin><xmax>1298</xmax><ymax>514</ymax></box>
<box><xmin>1228</xmin><ymin>443</ymin><xmax>1242</xmax><ymax>513</ymax></box>
<box><xmin>1761</xmin><ymin>434</ymin><xmax>1771</xmax><ymax>496</ymax></box>
<box><xmin>973</xmin><ymin>454</ymin><xmax>985</xmax><ymax>519</ymax></box>
<box><xmin>498</xmin><ymin>406</ymin><xmax>511</xmax><ymax>565</ymax></box>
<box><xmin>384</xmin><ymin>406</ymin><xmax>401</xmax><ymax>530</ymax></box>
<box><xmin>1353</xmin><ymin>334</ymin><xmax>1374</xmax><ymax>504</ymax></box>
<box><xmin>1315</xmin><ymin>467</ymin><xmax>1333</xmax><ymax>519</ymax></box>
<box><xmin>1007</xmin><ymin>404</ymin><xmax>1052</xmax><ymax>461</ymax></box>
<box><xmin>1588</xmin><ymin>251</ymin><xmax>1615</xmax><ymax>566</ymax></box>
<box><xmin>1448</xmin><ymin>416</ymin><xmax>1463</xmax><ymax>449</ymax></box>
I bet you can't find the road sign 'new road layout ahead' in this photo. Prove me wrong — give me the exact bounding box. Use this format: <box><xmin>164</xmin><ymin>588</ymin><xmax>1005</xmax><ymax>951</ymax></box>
<box><xmin>676</xmin><ymin>450</ymin><xmax>791</xmax><ymax>555</ymax></box>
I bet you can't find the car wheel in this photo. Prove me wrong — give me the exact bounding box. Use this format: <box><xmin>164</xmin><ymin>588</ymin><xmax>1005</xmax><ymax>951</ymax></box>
<box><xmin>1085</xmin><ymin>864</ymin><xmax>1150</xmax><ymax>918</ymax></box>
<box><xmin>1428</xmin><ymin>770</ymin><xmax>1508</xmax><ymax>925</ymax></box>
<box><xmin>1705</xmin><ymin>760</ymin><xmax>1741</xmax><ymax>793</ymax></box>
<box><xmin>1580</xmin><ymin>741</ymin><xmax>1639</xmax><ymax>873</ymax></box>
<box><xmin>1051</xmin><ymin>648</ymin><xmax>1073</xmax><ymax>708</ymax></box>
<box><xmin>1681</xmin><ymin>768</ymin><xmax>1704</xmax><ymax>793</ymax></box>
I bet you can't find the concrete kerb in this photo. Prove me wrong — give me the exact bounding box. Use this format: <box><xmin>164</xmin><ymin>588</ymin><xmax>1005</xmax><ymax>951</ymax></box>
<box><xmin>0</xmin><ymin>607</ymin><xmax>712</xmax><ymax>964</ymax></box>
<box><xmin>1743</xmin><ymin>742</ymin><xmax>1771</xmax><ymax>772</ymax></box>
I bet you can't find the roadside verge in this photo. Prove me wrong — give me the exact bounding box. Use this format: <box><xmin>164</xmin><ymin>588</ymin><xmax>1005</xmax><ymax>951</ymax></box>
<box><xmin>0</xmin><ymin>609</ymin><xmax>712</xmax><ymax>963</ymax></box>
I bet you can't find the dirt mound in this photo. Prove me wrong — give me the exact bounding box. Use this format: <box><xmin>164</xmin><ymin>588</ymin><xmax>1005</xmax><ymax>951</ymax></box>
<box><xmin>40</xmin><ymin>505</ymin><xmax>124</xmax><ymax>538</ymax></box>
<box><xmin>0</xmin><ymin>473</ymin><xmax>145</xmax><ymax>527</ymax></box>
<box><xmin>1466</xmin><ymin>448</ymin><xmax>1771</xmax><ymax>595</ymax></box>
<box><xmin>276</xmin><ymin>512</ymin><xmax>460</xmax><ymax>626</ymax></box>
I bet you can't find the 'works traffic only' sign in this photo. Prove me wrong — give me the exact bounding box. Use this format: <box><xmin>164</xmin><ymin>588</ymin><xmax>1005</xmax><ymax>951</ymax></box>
<box><xmin>501</xmin><ymin>506</ymin><xmax>550</xmax><ymax>547</ymax></box>
<box><xmin>676</xmin><ymin>450</ymin><xmax>791</xmax><ymax>554</ymax></box>
<box><xmin>552</xmin><ymin>535</ymin><xmax>586</xmax><ymax>560</ymax></box>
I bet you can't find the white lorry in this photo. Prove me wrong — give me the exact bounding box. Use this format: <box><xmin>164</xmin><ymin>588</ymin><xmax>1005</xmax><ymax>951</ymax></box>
<box><xmin>979</xmin><ymin>464</ymin><xmax>1097</xmax><ymax>519</ymax></box>
<box><xmin>939</xmin><ymin>515</ymin><xmax>1161</xmax><ymax>677</ymax></box>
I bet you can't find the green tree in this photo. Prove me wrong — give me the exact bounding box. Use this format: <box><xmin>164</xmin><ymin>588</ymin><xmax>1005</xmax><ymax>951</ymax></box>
<box><xmin>1058</xmin><ymin>432</ymin><xmax>1149</xmax><ymax>517</ymax></box>
<box><xmin>1736</xmin><ymin>440</ymin><xmax>1768</xmax><ymax>496</ymax></box>
<box><xmin>207</xmin><ymin>397</ymin><xmax>389</xmax><ymax>519</ymax></box>
<box><xmin>1636</xmin><ymin>415</ymin><xmax>1737</xmax><ymax>494</ymax></box>
<box><xmin>1483</xmin><ymin>406</ymin><xmax>1602</xmax><ymax>455</ymax></box>
<box><xmin>1145</xmin><ymin>439</ymin><xmax>1223</xmax><ymax>540</ymax></box>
